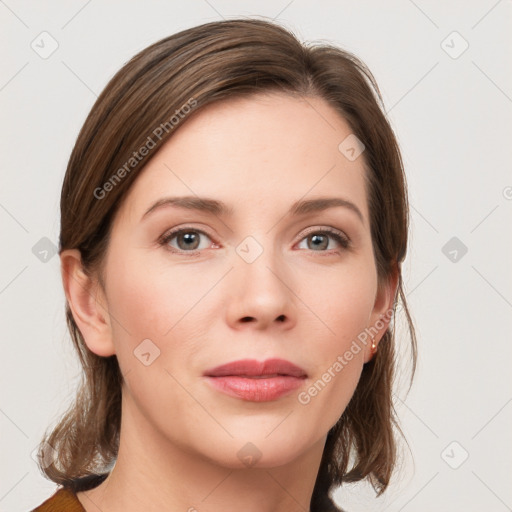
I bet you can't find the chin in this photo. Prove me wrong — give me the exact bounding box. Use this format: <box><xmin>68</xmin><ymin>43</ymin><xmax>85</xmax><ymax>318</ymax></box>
<box><xmin>196</xmin><ymin>427</ymin><xmax>321</xmax><ymax>470</ymax></box>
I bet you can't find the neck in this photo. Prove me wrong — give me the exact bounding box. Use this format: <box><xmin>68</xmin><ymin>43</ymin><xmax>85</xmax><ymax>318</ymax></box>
<box><xmin>76</xmin><ymin>392</ymin><xmax>328</xmax><ymax>512</ymax></box>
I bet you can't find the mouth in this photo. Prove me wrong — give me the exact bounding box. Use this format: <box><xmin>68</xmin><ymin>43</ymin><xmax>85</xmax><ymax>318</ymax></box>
<box><xmin>203</xmin><ymin>358</ymin><xmax>308</xmax><ymax>378</ymax></box>
<box><xmin>203</xmin><ymin>358</ymin><xmax>307</xmax><ymax>402</ymax></box>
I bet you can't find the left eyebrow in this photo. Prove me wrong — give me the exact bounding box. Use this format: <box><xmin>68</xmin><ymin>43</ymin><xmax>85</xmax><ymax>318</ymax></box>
<box><xmin>141</xmin><ymin>195</ymin><xmax>364</xmax><ymax>224</ymax></box>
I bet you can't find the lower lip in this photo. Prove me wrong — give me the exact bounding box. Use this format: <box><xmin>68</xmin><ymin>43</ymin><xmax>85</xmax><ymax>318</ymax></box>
<box><xmin>205</xmin><ymin>376</ymin><xmax>305</xmax><ymax>402</ymax></box>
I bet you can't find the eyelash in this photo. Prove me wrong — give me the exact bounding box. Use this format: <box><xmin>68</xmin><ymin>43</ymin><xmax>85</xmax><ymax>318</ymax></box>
<box><xmin>158</xmin><ymin>226</ymin><xmax>351</xmax><ymax>256</ymax></box>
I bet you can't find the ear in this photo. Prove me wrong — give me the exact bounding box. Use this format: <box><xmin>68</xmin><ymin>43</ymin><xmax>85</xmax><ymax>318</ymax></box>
<box><xmin>60</xmin><ymin>249</ymin><xmax>115</xmax><ymax>357</ymax></box>
<box><xmin>363</xmin><ymin>263</ymin><xmax>399</xmax><ymax>363</ymax></box>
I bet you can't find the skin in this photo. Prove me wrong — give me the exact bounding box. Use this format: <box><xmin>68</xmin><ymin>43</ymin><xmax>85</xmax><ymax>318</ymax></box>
<box><xmin>61</xmin><ymin>92</ymin><xmax>397</xmax><ymax>512</ymax></box>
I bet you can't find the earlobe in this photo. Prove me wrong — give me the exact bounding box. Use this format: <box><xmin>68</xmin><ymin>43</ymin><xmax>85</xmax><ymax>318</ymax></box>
<box><xmin>364</xmin><ymin>264</ymin><xmax>400</xmax><ymax>363</ymax></box>
<box><xmin>60</xmin><ymin>249</ymin><xmax>116</xmax><ymax>357</ymax></box>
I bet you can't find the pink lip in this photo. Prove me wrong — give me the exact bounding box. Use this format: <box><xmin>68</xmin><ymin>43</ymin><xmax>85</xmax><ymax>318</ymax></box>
<box><xmin>203</xmin><ymin>358</ymin><xmax>307</xmax><ymax>402</ymax></box>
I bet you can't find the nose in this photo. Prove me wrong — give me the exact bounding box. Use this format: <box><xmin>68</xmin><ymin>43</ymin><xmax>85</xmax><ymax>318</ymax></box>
<box><xmin>224</xmin><ymin>244</ymin><xmax>296</xmax><ymax>331</ymax></box>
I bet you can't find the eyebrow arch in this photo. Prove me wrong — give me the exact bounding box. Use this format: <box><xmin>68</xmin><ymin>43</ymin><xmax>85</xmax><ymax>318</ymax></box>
<box><xmin>141</xmin><ymin>195</ymin><xmax>364</xmax><ymax>224</ymax></box>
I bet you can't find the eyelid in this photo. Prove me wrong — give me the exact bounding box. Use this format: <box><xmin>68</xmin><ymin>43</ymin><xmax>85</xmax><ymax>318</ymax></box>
<box><xmin>158</xmin><ymin>225</ymin><xmax>216</xmax><ymax>247</ymax></box>
<box><xmin>298</xmin><ymin>225</ymin><xmax>349</xmax><ymax>241</ymax></box>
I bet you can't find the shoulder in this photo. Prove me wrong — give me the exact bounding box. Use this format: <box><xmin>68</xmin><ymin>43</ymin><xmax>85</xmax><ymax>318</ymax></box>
<box><xmin>31</xmin><ymin>474</ymin><xmax>109</xmax><ymax>512</ymax></box>
<box><xmin>31</xmin><ymin>487</ymin><xmax>84</xmax><ymax>512</ymax></box>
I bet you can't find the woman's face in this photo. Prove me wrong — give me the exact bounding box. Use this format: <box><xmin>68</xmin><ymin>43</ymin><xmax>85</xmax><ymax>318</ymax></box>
<box><xmin>87</xmin><ymin>92</ymin><xmax>395</xmax><ymax>468</ymax></box>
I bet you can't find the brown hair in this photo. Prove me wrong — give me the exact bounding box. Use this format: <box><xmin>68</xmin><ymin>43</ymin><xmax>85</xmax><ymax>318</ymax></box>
<box><xmin>37</xmin><ymin>17</ymin><xmax>417</xmax><ymax>510</ymax></box>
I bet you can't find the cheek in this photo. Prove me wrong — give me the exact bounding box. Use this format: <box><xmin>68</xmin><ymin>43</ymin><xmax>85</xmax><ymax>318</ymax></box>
<box><xmin>107</xmin><ymin>252</ymin><xmax>202</xmax><ymax>335</ymax></box>
<box><xmin>109</xmin><ymin>275</ymin><xmax>169</xmax><ymax>341</ymax></box>
<box><xmin>105</xmin><ymin>253</ymin><xmax>219</xmax><ymax>375</ymax></box>
<box><xmin>294</xmin><ymin>263</ymin><xmax>375</xmax><ymax>423</ymax></box>
<box><xmin>302</xmin><ymin>258</ymin><xmax>376</xmax><ymax>352</ymax></box>
<box><xmin>104</xmin><ymin>258</ymin><xmax>212</xmax><ymax>439</ymax></box>
<box><xmin>296</xmin><ymin>311</ymin><xmax>368</xmax><ymax>434</ymax></box>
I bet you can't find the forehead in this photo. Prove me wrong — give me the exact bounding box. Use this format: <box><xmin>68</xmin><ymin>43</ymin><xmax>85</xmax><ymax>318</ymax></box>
<box><xmin>117</xmin><ymin>92</ymin><xmax>369</xmax><ymax>226</ymax></box>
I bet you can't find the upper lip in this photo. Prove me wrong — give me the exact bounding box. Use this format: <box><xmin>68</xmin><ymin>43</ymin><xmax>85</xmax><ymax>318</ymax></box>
<box><xmin>204</xmin><ymin>358</ymin><xmax>307</xmax><ymax>378</ymax></box>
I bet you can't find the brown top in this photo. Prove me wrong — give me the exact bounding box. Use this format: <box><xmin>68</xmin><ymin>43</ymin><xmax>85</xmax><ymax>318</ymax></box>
<box><xmin>32</xmin><ymin>474</ymin><xmax>109</xmax><ymax>512</ymax></box>
<box><xmin>32</xmin><ymin>488</ymin><xmax>85</xmax><ymax>512</ymax></box>
<box><xmin>32</xmin><ymin>472</ymin><xmax>342</xmax><ymax>511</ymax></box>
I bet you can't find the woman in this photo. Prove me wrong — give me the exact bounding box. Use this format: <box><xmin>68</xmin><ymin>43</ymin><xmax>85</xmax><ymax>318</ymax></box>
<box><xmin>33</xmin><ymin>17</ymin><xmax>417</xmax><ymax>512</ymax></box>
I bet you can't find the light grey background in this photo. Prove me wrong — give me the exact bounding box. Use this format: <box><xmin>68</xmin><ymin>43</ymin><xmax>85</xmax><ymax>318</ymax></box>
<box><xmin>1</xmin><ymin>1</ymin><xmax>511</xmax><ymax>511</ymax></box>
